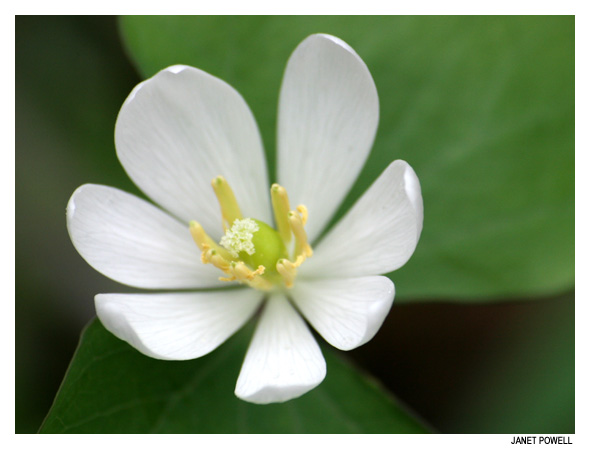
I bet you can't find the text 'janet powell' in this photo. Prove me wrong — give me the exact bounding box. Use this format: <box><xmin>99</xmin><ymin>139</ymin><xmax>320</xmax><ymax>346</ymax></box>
<box><xmin>511</xmin><ymin>436</ymin><xmax>572</xmax><ymax>445</ymax></box>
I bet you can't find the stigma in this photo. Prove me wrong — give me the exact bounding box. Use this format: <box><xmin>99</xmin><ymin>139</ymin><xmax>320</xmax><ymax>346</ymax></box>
<box><xmin>189</xmin><ymin>176</ymin><xmax>313</xmax><ymax>291</ymax></box>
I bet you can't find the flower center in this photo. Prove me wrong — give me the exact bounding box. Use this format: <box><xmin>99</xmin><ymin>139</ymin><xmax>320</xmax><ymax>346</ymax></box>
<box><xmin>189</xmin><ymin>176</ymin><xmax>312</xmax><ymax>291</ymax></box>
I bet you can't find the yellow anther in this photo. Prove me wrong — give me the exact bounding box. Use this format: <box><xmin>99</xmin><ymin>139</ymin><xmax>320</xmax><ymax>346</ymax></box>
<box><xmin>227</xmin><ymin>261</ymin><xmax>273</xmax><ymax>291</ymax></box>
<box><xmin>248</xmin><ymin>265</ymin><xmax>266</xmax><ymax>280</ymax></box>
<box><xmin>270</xmin><ymin>183</ymin><xmax>292</xmax><ymax>244</ymax></box>
<box><xmin>288</xmin><ymin>211</ymin><xmax>313</xmax><ymax>260</ymax></box>
<box><xmin>296</xmin><ymin>205</ymin><xmax>308</xmax><ymax>226</ymax></box>
<box><xmin>211</xmin><ymin>176</ymin><xmax>243</xmax><ymax>230</ymax></box>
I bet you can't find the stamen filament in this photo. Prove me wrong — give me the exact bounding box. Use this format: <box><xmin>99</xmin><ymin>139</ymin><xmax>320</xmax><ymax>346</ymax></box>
<box><xmin>189</xmin><ymin>221</ymin><xmax>235</xmax><ymax>261</ymax></box>
<box><xmin>271</xmin><ymin>183</ymin><xmax>292</xmax><ymax>244</ymax></box>
<box><xmin>212</xmin><ymin>176</ymin><xmax>243</xmax><ymax>230</ymax></box>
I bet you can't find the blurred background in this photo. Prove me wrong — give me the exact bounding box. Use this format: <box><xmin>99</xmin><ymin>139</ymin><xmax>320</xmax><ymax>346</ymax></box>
<box><xmin>15</xmin><ymin>16</ymin><xmax>574</xmax><ymax>433</ymax></box>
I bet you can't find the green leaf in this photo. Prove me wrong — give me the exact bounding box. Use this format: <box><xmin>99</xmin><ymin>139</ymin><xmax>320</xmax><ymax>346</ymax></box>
<box><xmin>40</xmin><ymin>319</ymin><xmax>428</xmax><ymax>433</ymax></box>
<box><xmin>119</xmin><ymin>16</ymin><xmax>574</xmax><ymax>301</ymax></box>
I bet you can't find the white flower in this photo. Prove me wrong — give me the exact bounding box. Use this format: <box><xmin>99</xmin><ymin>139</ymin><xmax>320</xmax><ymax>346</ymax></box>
<box><xmin>66</xmin><ymin>34</ymin><xmax>424</xmax><ymax>404</ymax></box>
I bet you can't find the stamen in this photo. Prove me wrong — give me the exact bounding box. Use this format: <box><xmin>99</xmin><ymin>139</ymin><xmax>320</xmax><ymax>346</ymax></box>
<box><xmin>218</xmin><ymin>275</ymin><xmax>236</xmax><ymax>282</ymax></box>
<box><xmin>288</xmin><ymin>211</ymin><xmax>313</xmax><ymax>260</ymax></box>
<box><xmin>247</xmin><ymin>265</ymin><xmax>266</xmax><ymax>280</ymax></box>
<box><xmin>211</xmin><ymin>176</ymin><xmax>243</xmax><ymax>230</ymax></box>
<box><xmin>189</xmin><ymin>221</ymin><xmax>235</xmax><ymax>261</ymax></box>
<box><xmin>276</xmin><ymin>258</ymin><xmax>298</xmax><ymax>288</ymax></box>
<box><xmin>203</xmin><ymin>249</ymin><xmax>231</xmax><ymax>272</ymax></box>
<box><xmin>271</xmin><ymin>183</ymin><xmax>292</xmax><ymax>244</ymax></box>
<box><xmin>190</xmin><ymin>177</ymin><xmax>314</xmax><ymax>291</ymax></box>
<box><xmin>296</xmin><ymin>205</ymin><xmax>308</xmax><ymax>226</ymax></box>
<box><xmin>227</xmin><ymin>261</ymin><xmax>273</xmax><ymax>291</ymax></box>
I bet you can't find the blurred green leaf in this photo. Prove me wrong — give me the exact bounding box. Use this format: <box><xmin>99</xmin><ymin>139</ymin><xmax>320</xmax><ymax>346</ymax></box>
<box><xmin>40</xmin><ymin>319</ymin><xmax>428</xmax><ymax>433</ymax></box>
<box><xmin>440</xmin><ymin>291</ymin><xmax>575</xmax><ymax>433</ymax></box>
<box><xmin>119</xmin><ymin>16</ymin><xmax>574</xmax><ymax>301</ymax></box>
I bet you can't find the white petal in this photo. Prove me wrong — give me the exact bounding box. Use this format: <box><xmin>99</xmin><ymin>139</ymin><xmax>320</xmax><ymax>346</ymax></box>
<box><xmin>300</xmin><ymin>160</ymin><xmax>423</xmax><ymax>278</ymax></box>
<box><xmin>115</xmin><ymin>65</ymin><xmax>271</xmax><ymax>239</ymax></box>
<box><xmin>277</xmin><ymin>34</ymin><xmax>379</xmax><ymax>242</ymax></box>
<box><xmin>67</xmin><ymin>184</ymin><xmax>220</xmax><ymax>289</ymax></box>
<box><xmin>96</xmin><ymin>289</ymin><xmax>263</xmax><ymax>360</ymax></box>
<box><xmin>291</xmin><ymin>276</ymin><xmax>394</xmax><ymax>351</ymax></box>
<box><xmin>235</xmin><ymin>295</ymin><xmax>326</xmax><ymax>404</ymax></box>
